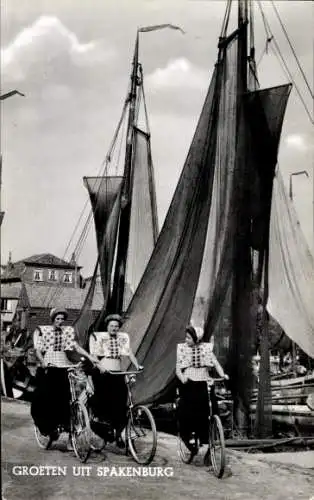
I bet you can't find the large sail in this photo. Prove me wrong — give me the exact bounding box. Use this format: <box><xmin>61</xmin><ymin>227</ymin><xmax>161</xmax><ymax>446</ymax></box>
<box><xmin>123</xmin><ymin>58</ymin><xmax>222</xmax><ymax>403</ymax></box>
<box><xmin>268</xmin><ymin>171</ymin><xmax>314</xmax><ymax>357</ymax></box>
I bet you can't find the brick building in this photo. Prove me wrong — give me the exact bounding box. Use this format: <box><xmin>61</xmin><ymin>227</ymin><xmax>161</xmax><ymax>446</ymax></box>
<box><xmin>1</xmin><ymin>253</ymin><xmax>103</xmax><ymax>335</ymax></box>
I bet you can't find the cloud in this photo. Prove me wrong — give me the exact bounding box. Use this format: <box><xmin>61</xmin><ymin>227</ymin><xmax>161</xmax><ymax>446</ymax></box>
<box><xmin>1</xmin><ymin>16</ymin><xmax>116</xmax><ymax>81</ymax></box>
<box><xmin>285</xmin><ymin>134</ymin><xmax>311</xmax><ymax>152</ymax></box>
<box><xmin>146</xmin><ymin>57</ymin><xmax>208</xmax><ymax>92</ymax></box>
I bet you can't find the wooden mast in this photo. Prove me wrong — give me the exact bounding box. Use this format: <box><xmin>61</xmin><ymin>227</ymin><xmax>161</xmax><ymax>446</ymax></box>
<box><xmin>110</xmin><ymin>34</ymin><xmax>140</xmax><ymax>314</ymax></box>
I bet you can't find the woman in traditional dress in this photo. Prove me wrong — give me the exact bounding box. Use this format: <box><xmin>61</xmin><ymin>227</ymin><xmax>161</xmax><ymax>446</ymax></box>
<box><xmin>31</xmin><ymin>307</ymin><xmax>96</xmax><ymax>440</ymax></box>
<box><xmin>176</xmin><ymin>324</ymin><xmax>228</xmax><ymax>452</ymax></box>
<box><xmin>89</xmin><ymin>314</ymin><xmax>142</xmax><ymax>448</ymax></box>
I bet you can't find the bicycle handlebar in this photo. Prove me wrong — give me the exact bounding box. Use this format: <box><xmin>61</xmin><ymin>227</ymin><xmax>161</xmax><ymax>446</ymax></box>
<box><xmin>104</xmin><ymin>369</ymin><xmax>144</xmax><ymax>375</ymax></box>
<box><xmin>212</xmin><ymin>376</ymin><xmax>229</xmax><ymax>384</ymax></box>
<box><xmin>45</xmin><ymin>362</ymin><xmax>83</xmax><ymax>370</ymax></box>
<box><xmin>67</xmin><ymin>362</ymin><xmax>84</xmax><ymax>371</ymax></box>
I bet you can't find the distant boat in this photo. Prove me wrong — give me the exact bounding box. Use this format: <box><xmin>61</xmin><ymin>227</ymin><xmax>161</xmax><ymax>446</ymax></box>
<box><xmin>251</xmin><ymin>373</ymin><xmax>314</xmax><ymax>433</ymax></box>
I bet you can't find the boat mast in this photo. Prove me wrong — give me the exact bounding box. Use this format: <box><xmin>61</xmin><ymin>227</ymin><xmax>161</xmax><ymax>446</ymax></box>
<box><xmin>238</xmin><ymin>0</ymin><xmax>248</xmax><ymax>92</ymax></box>
<box><xmin>229</xmin><ymin>0</ymin><xmax>252</xmax><ymax>435</ymax></box>
<box><xmin>110</xmin><ymin>34</ymin><xmax>140</xmax><ymax>314</ymax></box>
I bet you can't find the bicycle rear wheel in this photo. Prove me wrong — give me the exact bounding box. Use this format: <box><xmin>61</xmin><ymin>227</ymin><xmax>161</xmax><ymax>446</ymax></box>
<box><xmin>34</xmin><ymin>425</ymin><xmax>52</xmax><ymax>450</ymax></box>
<box><xmin>209</xmin><ymin>414</ymin><xmax>226</xmax><ymax>478</ymax></box>
<box><xmin>126</xmin><ymin>405</ymin><xmax>157</xmax><ymax>465</ymax></box>
<box><xmin>71</xmin><ymin>401</ymin><xmax>91</xmax><ymax>463</ymax></box>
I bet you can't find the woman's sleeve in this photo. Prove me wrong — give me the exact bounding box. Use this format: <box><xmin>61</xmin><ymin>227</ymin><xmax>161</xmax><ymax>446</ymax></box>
<box><xmin>89</xmin><ymin>334</ymin><xmax>97</xmax><ymax>356</ymax></box>
<box><xmin>176</xmin><ymin>344</ymin><xmax>183</xmax><ymax>370</ymax></box>
<box><xmin>33</xmin><ymin>328</ymin><xmax>43</xmax><ymax>351</ymax></box>
<box><xmin>120</xmin><ymin>333</ymin><xmax>130</xmax><ymax>356</ymax></box>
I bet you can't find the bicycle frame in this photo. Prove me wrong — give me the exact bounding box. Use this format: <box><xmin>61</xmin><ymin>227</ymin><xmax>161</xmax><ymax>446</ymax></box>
<box><xmin>34</xmin><ymin>362</ymin><xmax>92</xmax><ymax>462</ymax></box>
<box><xmin>177</xmin><ymin>376</ymin><xmax>227</xmax><ymax>475</ymax></box>
<box><xmin>105</xmin><ymin>369</ymin><xmax>142</xmax><ymax>413</ymax></box>
<box><xmin>68</xmin><ymin>367</ymin><xmax>85</xmax><ymax>406</ymax></box>
<box><xmin>102</xmin><ymin>370</ymin><xmax>157</xmax><ymax>464</ymax></box>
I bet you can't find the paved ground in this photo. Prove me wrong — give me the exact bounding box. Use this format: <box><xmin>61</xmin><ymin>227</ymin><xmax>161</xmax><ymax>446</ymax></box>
<box><xmin>253</xmin><ymin>451</ymin><xmax>314</xmax><ymax>469</ymax></box>
<box><xmin>2</xmin><ymin>399</ymin><xmax>314</xmax><ymax>500</ymax></box>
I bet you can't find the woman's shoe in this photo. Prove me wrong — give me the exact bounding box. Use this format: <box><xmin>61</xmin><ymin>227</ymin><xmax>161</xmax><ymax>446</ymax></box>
<box><xmin>49</xmin><ymin>430</ymin><xmax>59</xmax><ymax>442</ymax></box>
<box><xmin>116</xmin><ymin>436</ymin><xmax>125</xmax><ymax>449</ymax></box>
<box><xmin>203</xmin><ymin>448</ymin><xmax>211</xmax><ymax>466</ymax></box>
<box><xmin>190</xmin><ymin>444</ymin><xmax>198</xmax><ymax>458</ymax></box>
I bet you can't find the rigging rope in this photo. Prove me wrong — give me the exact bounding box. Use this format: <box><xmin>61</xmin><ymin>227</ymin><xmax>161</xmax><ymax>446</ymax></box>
<box><xmin>270</xmin><ymin>0</ymin><xmax>313</xmax><ymax>100</ymax></box>
<box><xmin>140</xmin><ymin>66</ymin><xmax>151</xmax><ymax>136</ymax></box>
<box><xmin>256</xmin><ymin>0</ymin><xmax>314</xmax><ymax>125</ymax></box>
<box><xmin>220</xmin><ymin>0</ymin><xmax>232</xmax><ymax>38</ymax></box>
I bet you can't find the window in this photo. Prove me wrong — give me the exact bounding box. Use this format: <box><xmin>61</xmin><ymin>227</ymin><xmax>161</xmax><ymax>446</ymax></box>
<box><xmin>33</xmin><ymin>269</ymin><xmax>43</xmax><ymax>282</ymax></box>
<box><xmin>48</xmin><ymin>269</ymin><xmax>58</xmax><ymax>281</ymax></box>
<box><xmin>63</xmin><ymin>272</ymin><xmax>73</xmax><ymax>283</ymax></box>
<box><xmin>1</xmin><ymin>298</ymin><xmax>13</xmax><ymax>312</ymax></box>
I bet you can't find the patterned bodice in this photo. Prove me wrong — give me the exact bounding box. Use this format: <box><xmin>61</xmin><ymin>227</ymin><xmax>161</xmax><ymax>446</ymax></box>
<box><xmin>89</xmin><ymin>331</ymin><xmax>130</xmax><ymax>359</ymax></box>
<box><xmin>176</xmin><ymin>342</ymin><xmax>214</xmax><ymax>369</ymax></box>
<box><xmin>34</xmin><ymin>325</ymin><xmax>76</xmax><ymax>352</ymax></box>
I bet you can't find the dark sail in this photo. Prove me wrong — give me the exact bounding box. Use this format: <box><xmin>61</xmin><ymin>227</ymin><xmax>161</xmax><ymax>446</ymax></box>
<box><xmin>74</xmin><ymin>176</ymin><xmax>123</xmax><ymax>345</ymax></box>
<box><xmin>123</xmin><ymin>63</ymin><xmax>221</xmax><ymax>403</ymax></box>
<box><xmin>84</xmin><ymin>176</ymin><xmax>123</xmax><ymax>304</ymax></box>
<box><xmin>247</xmin><ymin>84</ymin><xmax>292</xmax><ymax>253</ymax></box>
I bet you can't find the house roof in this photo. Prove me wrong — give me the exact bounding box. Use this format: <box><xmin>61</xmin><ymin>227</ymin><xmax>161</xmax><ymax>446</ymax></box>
<box><xmin>24</xmin><ymin>283</ymin><xmax>103</xmax><ymax>311</ymax></box>
<box><xmin>1</xmin><ymin>253</ymin><xmax>82</xmax><ymax>281</ymax></box>
<box><xmin>22</xmin><ymin>253</ymin><xmax>81</xmax><ymax>269</ymax></box>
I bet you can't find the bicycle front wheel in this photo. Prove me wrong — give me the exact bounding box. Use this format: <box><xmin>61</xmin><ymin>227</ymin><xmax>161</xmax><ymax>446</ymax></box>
<box><xmin>177</xmin><ymin>434</ymin><xmax>194</xmax><ymax>464</ymax></box>
<box><xmin>71</xmin><ymin>401</ymin><xmax>91</xmax><ymax>463</ymax></box>
<box><xmin>209</xmin><ymin>414</ymin><xmax>226</xmax><ymax>478</ymax></box>
<box><xmin>126</xmin><ymin>405</ymin><xmax>157</xmax><ymax>465</ymax></box>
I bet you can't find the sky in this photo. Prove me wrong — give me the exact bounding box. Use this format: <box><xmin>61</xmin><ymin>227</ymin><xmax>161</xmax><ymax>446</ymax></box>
<box><xmin>1</xmin><ymin>0</ymin><xmax>313</xmax><ymax>277</ymax></box>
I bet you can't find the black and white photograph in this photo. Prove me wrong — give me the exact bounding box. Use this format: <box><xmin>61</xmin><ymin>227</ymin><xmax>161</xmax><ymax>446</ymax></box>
<box><xmin>1</xmin><ymin>1</ymin><xmax>313</xmax><ymax>499</ymax></box>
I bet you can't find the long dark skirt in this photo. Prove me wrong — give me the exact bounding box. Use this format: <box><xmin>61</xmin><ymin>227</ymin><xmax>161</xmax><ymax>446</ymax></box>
<box><xmin>31</xmin><ymin>367</ymin><xmax>71</xmax><ymax>436</ymax></box>
<box><xmin>177</xmin><ymin>380</ymin><xmax>210</xmax><ymax>445</ymax></box>
<box><xmin>90</xmin><ymin>371</ymin><xmax>128</xmax><ymax>435</ymax></box>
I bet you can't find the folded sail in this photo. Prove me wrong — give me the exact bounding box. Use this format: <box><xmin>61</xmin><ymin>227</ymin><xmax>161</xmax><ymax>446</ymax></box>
<box><xmin>124</xmin><ymin>128</ymin><xmax>158</xmax><ymax>309</ymax></box>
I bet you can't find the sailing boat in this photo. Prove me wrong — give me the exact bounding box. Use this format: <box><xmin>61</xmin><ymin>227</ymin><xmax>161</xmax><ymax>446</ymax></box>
<box><xmin>111</xmin><ymin>0</ymin><xmax>313</xmax><ymax>438</ymax></box>
<box><xmin>76</xmin><ymin>25</ymin><xmax>184</xmax><ymax>344</ymax></box>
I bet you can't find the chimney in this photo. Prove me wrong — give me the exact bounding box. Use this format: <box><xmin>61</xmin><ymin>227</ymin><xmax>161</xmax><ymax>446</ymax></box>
<box><xmin>70</xmin><ymin>252</ymin><xmax>76</xmax><ymax>266</ymax></box>
<box><xmin>70</xmin><ymin>252</ymin><xmax>78</xmax><ymax>288</ymax></box>
<box><xmin>7</xmin><ymin>251</ymin><xmax>13</xmax><ymax>270</ymax></box>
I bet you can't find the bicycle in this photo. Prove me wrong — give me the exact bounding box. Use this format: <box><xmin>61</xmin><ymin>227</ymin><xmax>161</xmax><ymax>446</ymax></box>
<box><xmin>177</xmin><ymin>377</ymin><xmax>226</xmax><ymax>478</ymax></box>
<box><xmin>90</xmin><ymin>369</ymin><xmax>157</xmax><ymax>465</ymax></box>
<box><xmin>34</xmin><ymin>362</ymin><xmax>92</xmax><ymax>463</ymax></box>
